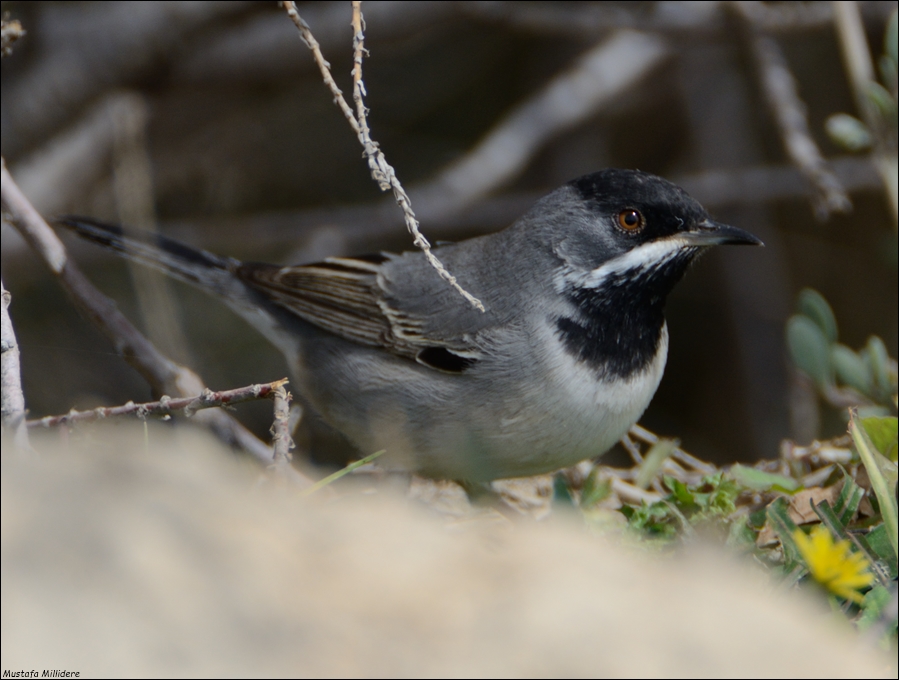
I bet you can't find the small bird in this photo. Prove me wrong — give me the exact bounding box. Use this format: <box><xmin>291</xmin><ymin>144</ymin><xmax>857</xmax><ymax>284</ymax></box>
<box><xmin>59</xmin><ymin>169</ymin><xmax>762</xmax><ymax>481</ymax></box>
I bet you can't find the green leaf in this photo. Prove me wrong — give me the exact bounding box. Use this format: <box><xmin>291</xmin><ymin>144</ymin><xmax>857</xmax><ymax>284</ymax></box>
<box><xmin>849</xmin><ymin>411</ymin><xmax>899</xmax><ymax>562</ymax></box>
<box><xmin>857</xmin><ymin>585</ymin><xmax>897</xmax><ymax>636</ymax></box>
<box><xmin>579</xmin><ymin>469</ymin><xmax>612</xmax><ymax>509</ymax></box>
<box><xmin>665</xmin><ymin>476</ymin><xmax>696</xmax><ymax>507</ymax></box>
<box><xmin>748</xmin><ymin>508</ymin><xmax>768</xmax><ymax>529</ymax></box>
<box><xmin>811</xmin><ymin>499</ymin><xmax>850</xmax><ymax>540</ymax></box>
<box><xmin>865</xmin><ymin>525</ymin><xmax>898</xmax><ymax>575</ymax></box>
<box><xmin>767</xmin><ymin>497</ymin><xmax>803</xmax><ymax>568</ymax></box>
<box><xmin>725</xmin><ymin>515</ymin><xmax>757</xmax><ymax>551</ymax></box>
<box><xmin>833</xmin><ymin>470</ymin><xmax>865</xmax><ymax>524</ymax></box>
<box><xmin>787</xmin><ymin>315</ymin><xmax>833</xmax><ymax>387</ymax></box>
<box><xmin>797</xmin><ymin>288</ymin><xmax>838</xmax><ymax>342</ymax></box>
<box><xmin>701</xmin><ymin>473</ymin><xmax>739</xmax><ymax>515</ymax></box>
<box><xmin>622</xmin><ymin>501</ymin><xmax>678</xmax><ymax>539</ymax></box>
<box><xmin>730</xmin><ymin>464</ymin><xmax>801</xmax><ymax>492</ymax></box>
<box><xmin>862</xmin><ymin>416</ymin><xmax>899</xmax><ymax>462</ymax></box>
<box><xmin>864</xmin><ymin>336</ymin><xmax>893</xmax><ymax>401</ymax></box>
<box><xmin>825</xmin><ymin>113</ymin><xmax>872</xmax><ymax>151</ymax></box>
<box><xmin>831</xmin><ymin>344</ymin><xmax>873</xmax><ymax>396</ymax></box>
<box><xmin>865</xmin><ymin>81</ymin><xmax>897</xmax><ymax>120</ymax></box>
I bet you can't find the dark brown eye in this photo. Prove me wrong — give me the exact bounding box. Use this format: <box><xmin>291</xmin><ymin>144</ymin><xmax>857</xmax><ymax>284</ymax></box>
<box><xmin>617</xmin><ymin>209</ymin><xmax>643</xmax><ymax>231</ymax></box>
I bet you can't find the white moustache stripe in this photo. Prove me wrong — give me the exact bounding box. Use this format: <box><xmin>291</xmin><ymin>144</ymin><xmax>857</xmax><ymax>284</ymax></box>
<box><xmin>562</xmin><ymin>236</ymin><xmax>693</xmax><ymax>289</ymax></box>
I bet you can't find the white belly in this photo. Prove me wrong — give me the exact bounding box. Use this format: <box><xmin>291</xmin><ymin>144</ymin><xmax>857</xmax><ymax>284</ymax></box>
<box><xmin>487</xmin><ymin>324</ymin><xmax>669</xmax><ymax>477</ymax></box>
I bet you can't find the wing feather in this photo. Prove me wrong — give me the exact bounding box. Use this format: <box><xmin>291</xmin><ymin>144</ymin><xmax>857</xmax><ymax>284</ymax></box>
<box><xmin>236</xmin><ymin>255</ymin><xmax>481</xmax><ymax>366</ymax></box>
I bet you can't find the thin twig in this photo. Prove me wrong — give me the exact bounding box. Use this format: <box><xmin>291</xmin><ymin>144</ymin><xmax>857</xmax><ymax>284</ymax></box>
<box><xmin>1</xmin><ymin>159</ymin><xmax>308</xmax><ymax>474</ymax></box>
<box><xmin>609</xmin><ymin>476</ymin><xmax>662</xmax><ymax>505</ymax></box>
<box><xmin>629</xmin><ymin>423</ymin><xmax>717</xmax><ymax>474</ymax></box>
<box><xmin>270</xmin><ymin>381</ymin><xmax>294</xmax><ymax>465</ymax></box>
<box><xmin>619</xmin><ymin>433</ymin><xmax>644</xmax><ymax>465</ymax></box>
<box><xmin>26</xmin><ymin>379</ymin><xmax>289</xmax><ymax>428</ymax></box>
<box><xmin>282</xmin><ymin>1</ymin><xmax>484</xmax><ymax>311</ymax></box>
<box><xmin>10</xmin><ymin>94</ymin><xmax>132</xmax><ymax>217</ymax></box>
<box><xmin>2</xmin><ymin>158</ymin><xmax>185</xmax><ymax>388</ymax></box>
<box><xmin>832</xmin><ymin>0</ymin><xmax>899</xmax><ymax>224</ymax></box>
<box><xmin>351</xmin><ymin>2</ymin><xmax>375</xmax><ymax>183</ymax></box>
<box><xmin>2</xmin><ymin>2</ymin><xmax>248</xmax><ymax>160</ymax></box>
<box><xmin>738</xmin><ymin>2</ymin><xmax>851</xmax><ymax>219</ymax></box>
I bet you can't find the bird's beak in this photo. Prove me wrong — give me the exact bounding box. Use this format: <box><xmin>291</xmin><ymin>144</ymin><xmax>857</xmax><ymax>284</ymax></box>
<box><xmin>683</xmin><ymin>219</ymin><xmax>764</xmax><ymax>247</ymax></box>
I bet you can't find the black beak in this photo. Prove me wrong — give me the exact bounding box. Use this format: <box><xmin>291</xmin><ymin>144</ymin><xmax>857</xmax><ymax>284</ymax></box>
<box><xmin>683</xmin><ymin>219</ymin><xmax>764</xmax><ymax>247</ymax></box>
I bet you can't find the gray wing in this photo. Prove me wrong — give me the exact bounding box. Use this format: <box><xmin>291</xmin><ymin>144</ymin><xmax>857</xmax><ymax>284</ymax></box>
<box><xmin>236</xmin><ymin>242</ymin><xmax>511</xmax><ymax>371</ymax></box>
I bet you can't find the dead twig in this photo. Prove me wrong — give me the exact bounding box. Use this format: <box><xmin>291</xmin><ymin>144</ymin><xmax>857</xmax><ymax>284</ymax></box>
<box><xmin>832</xmin><ymin>0</ymin><xmax>898</xmax><ymax>223</ymax></box>
<box><xmin>1</xmin><ymin>159</ymin><xmax>309</xmax><ymax>476</ymax></box>
<box><xmin>737</xmin><ymin>2</ymin><xmax>850</xmax><ymax>219</ymax></box>
<box><xmin>282</xmin><ymin>1</ymin><xmax>485</xmax><ymax>311</ymax></box>
<box><xmin>26</xmin><ymin>379</ymin><xmax>289</xmax><ymax>428</ymax></box>
<box><xmin>270</xmin><ymin>381</ymin><xmax>295</xmax><ymax>466</ymax></box>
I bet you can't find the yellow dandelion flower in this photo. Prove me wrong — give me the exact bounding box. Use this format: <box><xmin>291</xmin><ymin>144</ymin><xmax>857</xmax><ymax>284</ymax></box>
<box><xmin>793</xmin><ymin>525</ymin><xmax>874</xmax><ymax>603</ymax></box>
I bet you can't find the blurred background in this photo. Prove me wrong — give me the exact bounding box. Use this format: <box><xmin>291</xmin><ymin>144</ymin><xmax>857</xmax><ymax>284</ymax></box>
<box><xmin>2</xmin><ymin>1</ymin><xmax>896</xmax><ymax>467</ymax></box>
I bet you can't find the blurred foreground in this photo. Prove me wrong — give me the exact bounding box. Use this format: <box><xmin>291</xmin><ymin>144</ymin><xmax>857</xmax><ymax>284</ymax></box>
<box><xmin>1</xmin><ymin>423</ymin><xmax>891</xmax><ymax>678</ymax></box>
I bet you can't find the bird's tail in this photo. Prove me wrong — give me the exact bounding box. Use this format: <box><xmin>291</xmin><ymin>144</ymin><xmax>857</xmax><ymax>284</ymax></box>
<box><xmin>56</xmin><ymin>217</ymin><xmax>243</xmax><ymax>298</ymax></box>
<box><xmin>56</xmin><ymin>216</ymin><xmax>307</xmax><ymax>360</ymax></box>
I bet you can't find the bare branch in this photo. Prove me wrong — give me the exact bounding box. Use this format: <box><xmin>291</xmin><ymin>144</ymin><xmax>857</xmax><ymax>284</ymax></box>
<box><xmin>410</xmin><ymin>31</ymin><xmax>670</xmax><ymax>216</ymax></box>
<box><xmin>82</xmin><ymin>155</ymin><xmax>875</xmax><ymax>271</ymax></box>
<box><xmin>175</xmin><ymin>2</ymin><xmax>458</xmax><ymax>84</ymax></box>
<box><xmin>10</xmin><ymin>94</ymin><xmax>125</xmax><ymax>217</ymax></box>
<box><xmin>2</xmin><ymin>2</ymin><xmax>252</xmax><ymax>160</ymax></box>
<box><xmin>628</xmin><ymin>424</ymin><xmax>717</xmax><ymax>475</ymax></box>
<box><xmin>283</xmin><ymin>1</ymin><xmax>485</xmax><ymax>311</ymax></box>
<box><xmin>270</xmin><ymin>381</ymin><xmax>294</xmax><ymax>467</ymax></box>
<box><xmin>351</xmin><ymin>2</ymin><xmax>374</xmax><ymax>178</ymax></box>
<box><xmin>26</xmin><ymin>379</ymin><xmax>289</xmax><ymax>428</ymax></box>
<box><xmin>461</xmin><ymin>0</ymin><xmax>863</xmax><ymax>35</ymax></box>
<box><xmin>0</xmin><ymin>279</ymin><xmax>30</xmax><ymax>450</ymax></box>
<box><xmin>1</xmin><ymin>159</ymin><xmax>310</xmax><ymax>477</ymax></box>
<box><xmin>2</xmin><ymin>158</ymin><xmax>192</xmax><ymax>392</ymax></box>
<box><xmin>832</xmin><ymin>0</ymin><xmax>899</xmax><ymax>224</ymax></box>
<box><xmin>739</xmin><ymin>5</ymin><xmax>851</xmax><ymax>219</ymax></box>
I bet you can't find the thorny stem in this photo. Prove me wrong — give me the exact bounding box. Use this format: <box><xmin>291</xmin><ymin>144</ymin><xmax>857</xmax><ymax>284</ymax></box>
<box><xmin>283</xmin><ymin>1</ymin><xmax>485</xmax><ymax>311</ymax></box>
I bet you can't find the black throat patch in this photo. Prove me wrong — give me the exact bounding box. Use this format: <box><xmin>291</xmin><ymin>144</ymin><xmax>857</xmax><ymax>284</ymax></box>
<box><xmin>555</xmin><ymin>250</ymin><xmax>697</xmax><ymax>379</ymax></box>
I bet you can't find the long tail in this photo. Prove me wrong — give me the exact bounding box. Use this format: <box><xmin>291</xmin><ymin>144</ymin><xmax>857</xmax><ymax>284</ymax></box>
<box><xmin>56</xmin><ymin>216</ymin><xmax>244</xmax><ymax>298</ymax></box>
<box><xmin>56</xmin><ymin>216</ymin><xmax>307</xmax><ymax>361</ymax></box>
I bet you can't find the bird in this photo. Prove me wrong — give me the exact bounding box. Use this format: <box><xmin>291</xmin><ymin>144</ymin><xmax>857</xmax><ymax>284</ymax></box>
<box><xmin>58</xmin><ymin>168</ymin><xmax>762</xmax><ymax>481</ymax></box>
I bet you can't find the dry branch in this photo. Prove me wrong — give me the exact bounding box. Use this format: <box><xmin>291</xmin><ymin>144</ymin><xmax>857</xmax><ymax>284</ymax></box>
<box><xmin>26</xmin><ymin>379</ymin><xmax>289</xmax><ymax>428</ymax></box>
<box><xmin>752</xmin><ymin>37</ymin><xmax>851</xmax><ymax>217</ymax></box>
<box><xmin>410</xmin><ymin>31</ymin><xmax>670</xmax><ymax>216</ymax></box>
<box><xmin>283</xmin><ymin>1</ymin><xmax>485</xmax><ymax>311</ymax></box>
<box><xmin>1</xmin><ymin>159</ymin><xmax>307</xmax><ymax>475</ymax></box>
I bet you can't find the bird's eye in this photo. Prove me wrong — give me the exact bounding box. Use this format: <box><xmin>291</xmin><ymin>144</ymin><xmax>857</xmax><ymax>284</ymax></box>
<box><xmin>617</xmin><ymin>209</ymin><xmax>644</xmax><ymax>232</ymax></box>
